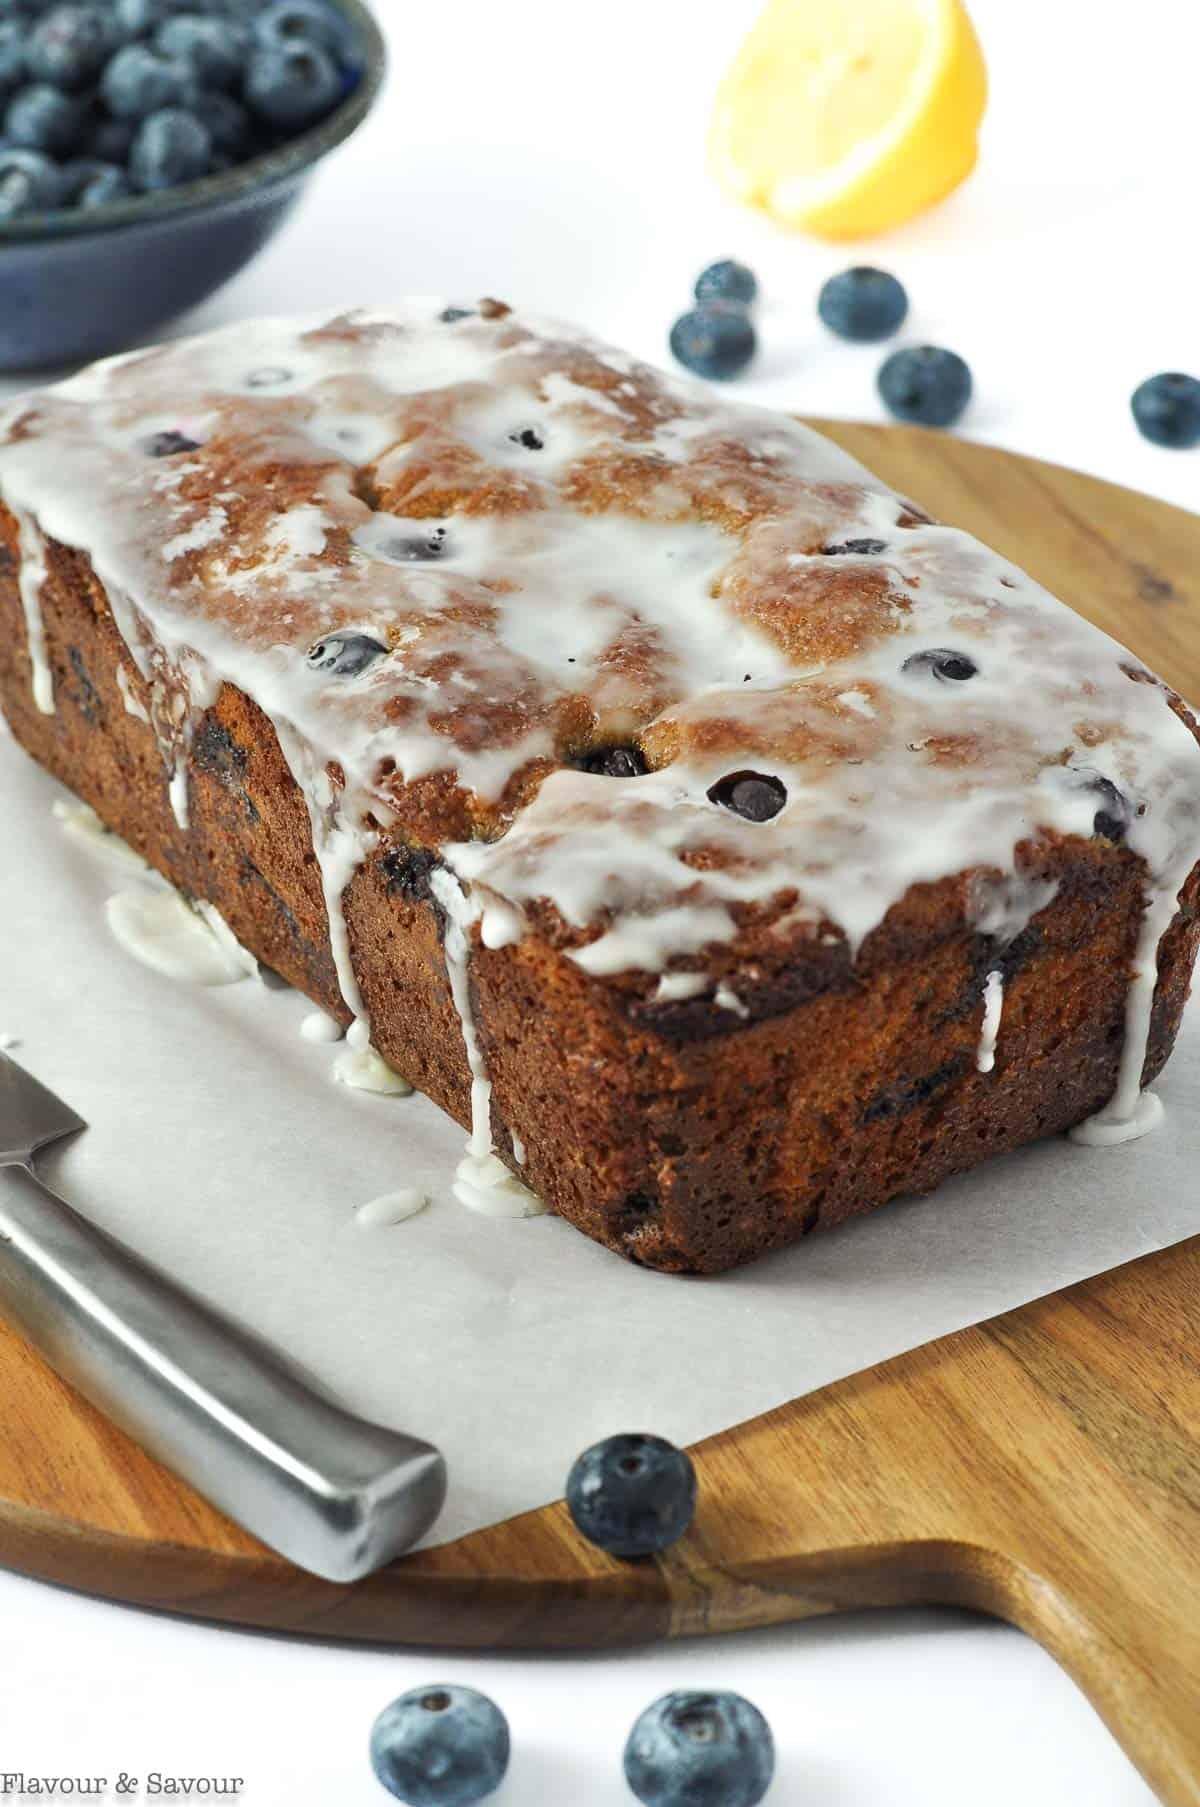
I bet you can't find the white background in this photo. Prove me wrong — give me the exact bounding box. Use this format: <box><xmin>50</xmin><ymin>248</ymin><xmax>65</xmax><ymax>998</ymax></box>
<box><xmin>1</xmin><ymin>0</ymin><xmax>1197</xmax><ymax>1801</ymax></box>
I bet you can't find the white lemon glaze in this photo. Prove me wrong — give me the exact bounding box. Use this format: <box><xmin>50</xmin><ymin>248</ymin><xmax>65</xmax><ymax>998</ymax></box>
<box><xmin>300</xmin><ymin>1008</ymin><xmax>345</xmax><ymax>1043</ymax></box>
<box><xmin>976</xmin><ymin>969</ymin><xmax>1004</xmax><ymax>1075</ymax></box>
<box><xmin>105</xmin><ymin>889</ymin><xmax>256</xmax><ymax>987</ymax></box>
<box><xmin>354</xmin><ymin>1188</ymin><xmax>429</xmax><ymax>1229</ymax></box>
<box><xmin>1069</xmin><ymin>1089</ymin><xmax>1164</xmax><ymax>1147</ymax></box>
<box><xmin>332</xmin><ymin>1044</ymin><xmax>413</xmax><ymax>1096</ymax></box>
<box><xmin>52</xmin><ymin>798</ymin><xmax>151</xmax><ymax>876</ymax></box>
<box><xmin>2</xmin><ymin>301</ymin><xmax>1197</xmax><ymax>1187</ymax></box>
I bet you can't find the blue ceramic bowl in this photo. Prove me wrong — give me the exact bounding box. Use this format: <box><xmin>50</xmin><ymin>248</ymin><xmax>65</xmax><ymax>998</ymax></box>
<box><xmin>0</xmin><ymin>0</ymin><xmax>386</xmax><ymax>373</ymax></box>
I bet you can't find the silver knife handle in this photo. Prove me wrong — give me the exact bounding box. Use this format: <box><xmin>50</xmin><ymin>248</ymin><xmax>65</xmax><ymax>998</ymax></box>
<box><xmin>0</xmin><ymin>1160</ymin><xmax>446</xmax><ymax>1581</ymax></box>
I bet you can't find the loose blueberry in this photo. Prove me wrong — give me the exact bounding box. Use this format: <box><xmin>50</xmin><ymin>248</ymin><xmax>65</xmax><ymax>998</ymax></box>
<box><xmin>254</xmin><ymin>0</ymin><xmax>344</xmax><ymax>55</ymax></box>
<box><xmin>439</xmin><ymin>305</ymin><xmax>473</xmax><ymax>323</ymax></box>
<box><xmin>508</xmin><ymin>425</ymin><xmax>544</xmax><ymax>451</ymax></box>
<box><xmin>624</xmin><ymin>1691</ymin><xmax>775</xmax><ymax>1807</ymax></box>
<box><xmin>822</xmin><ymin>537</ymin><xmax>887</xmax><ymax>556</ymax></box>
<box><xmin>244</xmin><ymin>38</ymin><xmax>342</xmax><ymax>129</ymax></box>
<box><xmin>707</xmin><ymin>771</ymin><xmax>786</xmax><ymax>823</ymax></box>
<box><xmin>26</xmin><ymin>5</ymin><xmax>110</xmax><ymax>90</ymax></box>
<box><xmin>669</xmin><ymin>304</ymin><xmax>756</xmax><ymax>381</ymax></box>
<box><xmin>5</xmin><ymin>82</ymin><xmax>86</xmax><ymax>154</ymax></box>
<box><xmin>0</xmin><ymin>146</ymin><xmax>61</xmax><ymax>214</ymax></box>
<box><xmin>901</xmin><ymin>647</ymin><xmax>978</xmax><ymax>683</ymax></box>
<box><xmin>694</xmin><ymin>258</ymin><xmax>758</xmax><ymax>307</ymax></box>
<box><xmin>818</xmin><ymin>266</ymin><xmax>909</xmax><ymax>342</ymax></box>
<box><xmin>1130</xmin><ymin>372</ymin><xmax>1200</xmax><ymax>450</ymax></box>
<box><xmin>307</xmin><ymin>631</ymin><xmax>387</xmax><ymax>677</ymax></box>
<box><xmin>878</xmin><ymin>345</ymin><xmax>972</xmax><ymax>428</ymax></box>
<box><xmin>190</xmin><ymin>87</ymin><xmax>251</xmax><ymax>156</ymax></box>
<box><xmin>566</xmin><ymin>1433</ymin><xmax>696</xmax><ymax>1558</ymax></box>
<box><xmin>369</xmin><ymin>1685</ymin><xmax>510</xmax><ymax>1807</ymax></box>
<box><xmin>577</xmin><ymin>744</ymin><xmax>647</xmax><ymax>778</ymax></box>
<box><xmin>129</xmin><ymin>105</ymin><xmax>211</xmax><ymax>189</ymax></box>
<box><xmin>101</xmin><ymin>43</ymin><xmax>196</xmax><ymax>119</ymax></box>
<box><xmin>143</xmin><ymin>428</ymin><xmax>201</xmax><ymax>456</ymax></box>
<box><xmin>155</xmin><ymin>15</ymin><xmax>246</xmax><ymax>91</ymax></box>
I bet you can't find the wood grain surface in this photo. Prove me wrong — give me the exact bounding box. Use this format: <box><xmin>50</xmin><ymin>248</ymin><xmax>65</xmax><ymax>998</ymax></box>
<box><xmin>2</xmin><ymin>423</ymin><xmax>1198</xmax><ymax>1804</ymax></box>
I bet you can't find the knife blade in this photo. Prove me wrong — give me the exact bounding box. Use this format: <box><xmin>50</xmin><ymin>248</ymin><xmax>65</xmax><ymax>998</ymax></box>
<box><xmin>0</xmin><ymin>1051</ymin><xmax>446</xmax><ymax>1581</ymax></box>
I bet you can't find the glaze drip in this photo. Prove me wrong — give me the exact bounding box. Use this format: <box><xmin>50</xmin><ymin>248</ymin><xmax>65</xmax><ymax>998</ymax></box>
<box><xmin>429</xmin><ymin>865</ymin><xmax>493</xmax><ymax>1160</ymax></box>
<box><xmin>14</xmin><ymin>509</ymin><xmax>53</xmax><ymax>716</ymax></box>
<box><xmin>976</xmin><ymin>970</ymin><xmax>1004</xmax><ymax>1074</ymax></box>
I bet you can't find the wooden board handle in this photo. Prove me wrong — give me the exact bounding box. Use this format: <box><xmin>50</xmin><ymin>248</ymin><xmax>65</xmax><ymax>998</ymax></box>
<box><xmin>1001</xmin><ymin>1557</ymin><xmax>1200</xmax><ymax>1807</ymax></box>
<box><xmin>652</xmin><ymin>1239</ymin><xmax>1200</xmax><ymax>1806</ymax></box>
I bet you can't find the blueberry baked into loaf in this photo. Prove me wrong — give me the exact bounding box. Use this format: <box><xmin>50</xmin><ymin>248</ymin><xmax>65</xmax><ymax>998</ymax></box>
<box><xmin>2</xmin><ymin>301</ymin><xmax>1199</xmax><ymax>1273</ymax></box>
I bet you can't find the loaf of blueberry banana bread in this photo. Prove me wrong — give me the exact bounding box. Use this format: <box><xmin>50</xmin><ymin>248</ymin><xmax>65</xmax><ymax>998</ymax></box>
<box><xmin>1</xmin><ymin>300</ymin><xmax>1199</xmax><ymax>1273</ymax></box>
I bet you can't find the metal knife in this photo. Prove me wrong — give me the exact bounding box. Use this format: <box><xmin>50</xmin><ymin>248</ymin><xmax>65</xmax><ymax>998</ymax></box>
<box><xmin>0</xmin><ymin>1051</ymin><xmax>447</xmax><ymax>1582</ymax></box>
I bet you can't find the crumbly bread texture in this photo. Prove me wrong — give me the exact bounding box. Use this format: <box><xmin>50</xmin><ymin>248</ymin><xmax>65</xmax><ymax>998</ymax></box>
<box><xmin>1</xmin><ymin>301</ymin><xmax>1199</xmax><ymax>1272</ymax></box>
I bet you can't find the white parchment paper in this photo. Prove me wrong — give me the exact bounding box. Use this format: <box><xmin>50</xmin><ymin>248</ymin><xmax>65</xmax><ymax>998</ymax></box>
<box><xmin>1</xmin><ymin>729</ymin><xmax>1196</xmax><ymax>1549</ymax></box>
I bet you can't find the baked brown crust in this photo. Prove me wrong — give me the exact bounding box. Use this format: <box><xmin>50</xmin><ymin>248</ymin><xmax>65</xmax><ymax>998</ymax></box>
<box><xmin>2</xmin><ymin>515</ymin><xmax>1197</xmax><ymax>1272</ymax></box>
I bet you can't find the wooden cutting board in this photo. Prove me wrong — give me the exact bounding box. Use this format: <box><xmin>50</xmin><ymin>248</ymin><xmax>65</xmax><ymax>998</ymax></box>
<box><xmin>3</xmin><ymin>424</ymin><xmax>1199</xmax><ymax>1806</ymax></box>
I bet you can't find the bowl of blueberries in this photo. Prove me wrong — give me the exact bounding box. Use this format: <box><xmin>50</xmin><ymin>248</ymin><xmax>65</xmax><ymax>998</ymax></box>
<box><xmin>0</xmin><ymin>0</ymin><xmax>385</xmax><ymax>370</ymax></box>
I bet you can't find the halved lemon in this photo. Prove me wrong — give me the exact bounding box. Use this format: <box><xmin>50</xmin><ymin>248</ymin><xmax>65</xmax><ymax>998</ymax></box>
<box><xmin>709</xmin><ymin>0</ymin><xmax>988</xmax><ymax>240</ymax></box>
